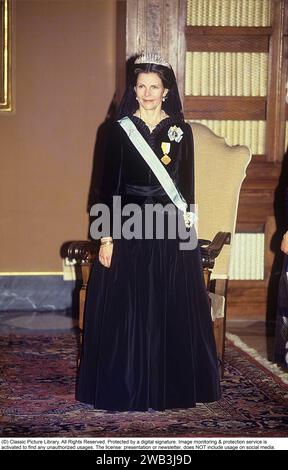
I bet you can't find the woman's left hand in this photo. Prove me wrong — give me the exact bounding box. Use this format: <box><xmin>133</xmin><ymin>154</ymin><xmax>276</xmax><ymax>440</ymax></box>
<box><xmin>99</xmin><ymin>243</ymin><xmax>113</xmax><ymax>268</ymax></box>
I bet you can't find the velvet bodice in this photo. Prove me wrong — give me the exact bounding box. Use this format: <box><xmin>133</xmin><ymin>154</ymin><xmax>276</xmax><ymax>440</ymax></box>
<box><xmin>99</xmin><ymin>115</ymin><xmax>194</xmax><ymax>206</ymax></box>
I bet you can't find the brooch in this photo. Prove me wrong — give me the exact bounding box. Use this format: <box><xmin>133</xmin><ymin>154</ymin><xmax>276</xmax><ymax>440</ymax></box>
<box><xmin>168</xmin><ymin>125</ymin><xmax>183</xmax><ymax>143</ymax></box>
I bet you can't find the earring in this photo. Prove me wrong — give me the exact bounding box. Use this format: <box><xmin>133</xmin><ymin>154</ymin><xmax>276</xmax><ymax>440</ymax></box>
<box><xmin>162</xmin><ymin>96</ymin><xmax>167</xmax><ymax>102</ymax></box>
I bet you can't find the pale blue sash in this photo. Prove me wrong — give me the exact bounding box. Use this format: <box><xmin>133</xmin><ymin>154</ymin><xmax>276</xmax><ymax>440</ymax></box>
<box><xmin>118</xmin><ymin>116</ymin><xmax>196</xmax><ymax>228</ymax></box>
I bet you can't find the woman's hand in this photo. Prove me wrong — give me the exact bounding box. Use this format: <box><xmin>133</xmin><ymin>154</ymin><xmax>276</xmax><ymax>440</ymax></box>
<box><xmin>281</xmin><ymin>231</ymin><xmax>288</xmax><ymax>255</ymax></box>
<box><xmin>99</xmin><ymin>238</ymin><xmax>113</xmax><ymax>268</ymax></box>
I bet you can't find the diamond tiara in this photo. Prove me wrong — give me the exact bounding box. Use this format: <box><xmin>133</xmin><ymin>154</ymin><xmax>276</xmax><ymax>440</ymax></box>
<box><xmin>134</xmin><ymin>53</ymin><xmax>171</xmax><ymax>69</ymax></box>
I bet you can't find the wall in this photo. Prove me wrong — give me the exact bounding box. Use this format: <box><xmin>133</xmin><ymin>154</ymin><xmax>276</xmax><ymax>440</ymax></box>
<box><xmin>0</xmin><ymin>0</ymin><xmax>116</xmax><ymax>272</ymax></box>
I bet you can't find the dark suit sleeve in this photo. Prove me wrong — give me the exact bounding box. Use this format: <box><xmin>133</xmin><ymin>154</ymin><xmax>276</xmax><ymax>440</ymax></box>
<box><xmin>177</xmin><ymin>123</ymin><xmax>195</xmax><ymax>206</ymax></box>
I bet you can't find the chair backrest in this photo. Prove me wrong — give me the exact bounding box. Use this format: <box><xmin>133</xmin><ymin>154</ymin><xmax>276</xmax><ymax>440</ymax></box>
<box><xmin>191</xmin><ymin>122</ymin><xmax>252</xmax><ymax>279</ymax></box>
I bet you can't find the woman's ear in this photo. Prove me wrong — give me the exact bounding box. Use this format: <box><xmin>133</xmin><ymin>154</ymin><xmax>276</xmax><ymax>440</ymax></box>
<box><xmin>163</xmin><ymin>88</ymin><xmax>169</xmax><ymax>97</ymax></box>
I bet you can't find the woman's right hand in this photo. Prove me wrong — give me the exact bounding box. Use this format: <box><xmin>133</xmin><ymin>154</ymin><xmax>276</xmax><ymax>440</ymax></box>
<box><xmin>281</xmin><ymin>232</ymin><xmax>288</xmax><ymax>255</ymax></box>
<box><xmin>99</xmin><ymin>243</ymin><xmax>113</xmax><ymax>268</ymax></box>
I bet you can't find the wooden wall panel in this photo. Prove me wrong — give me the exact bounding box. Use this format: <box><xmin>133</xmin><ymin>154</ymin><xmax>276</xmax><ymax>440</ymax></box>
<box><xmin>265</xmin><ymin>0</ymin><xmax>287</xmax><ymax>162</ymax></box>
<box><xmin>186</xmin><ymin>26</ymin><xmax>271</xmax><ymax>52</ymax></box>
<box><xmin>183</xmin><ymin>0</ymin><xmax>288</xmax><ymax>320</ymax></box>
<box><xmin>126</xmin><ymin>0</ymin><xmax>186</xmax><ymax>102</ymax></box>
<box><xmin>184</xmin><ymin>96</ymin><xmax>266</xmax><ymax>120</ymax></box>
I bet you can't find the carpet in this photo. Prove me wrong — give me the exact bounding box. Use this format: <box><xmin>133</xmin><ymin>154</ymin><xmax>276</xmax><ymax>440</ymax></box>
<box><xmin>0</xmin><ymin>333</ymin><xmax>287</xmax><ymax>437</ymax></box>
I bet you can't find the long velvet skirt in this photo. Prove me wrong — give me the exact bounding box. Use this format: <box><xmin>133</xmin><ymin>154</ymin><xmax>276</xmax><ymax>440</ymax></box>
<box><xmin>76</xmin><ymin>220</ymin><xmax>221</xmax><ymax>411</ymax></box>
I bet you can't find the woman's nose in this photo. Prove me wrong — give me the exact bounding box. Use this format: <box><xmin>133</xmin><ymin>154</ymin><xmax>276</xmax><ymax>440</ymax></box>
<box><xmin>144</xmin><ymin>88</ymin><xmax>150</xmax><ymax>96</ymax></box>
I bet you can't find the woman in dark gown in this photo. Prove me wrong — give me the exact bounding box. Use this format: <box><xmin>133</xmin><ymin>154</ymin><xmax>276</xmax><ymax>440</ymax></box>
<box><xmin>76</xmin><ymin>54</ymin><xmax>221</xmax><ymax>411</ymax></box>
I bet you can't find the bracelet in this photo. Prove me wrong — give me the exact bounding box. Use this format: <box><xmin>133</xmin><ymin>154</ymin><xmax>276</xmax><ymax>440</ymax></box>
<box><xmin>100</xmin><ymin>240</ymin><xmax>113</xmax><ymax>246</ymax></box>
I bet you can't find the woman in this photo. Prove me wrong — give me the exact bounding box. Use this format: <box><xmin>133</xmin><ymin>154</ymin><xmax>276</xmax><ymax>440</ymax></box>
<box><xmin>76</xmin><ymin>54</ymin><xmax>221</xmax><ymax>411</ymax></box>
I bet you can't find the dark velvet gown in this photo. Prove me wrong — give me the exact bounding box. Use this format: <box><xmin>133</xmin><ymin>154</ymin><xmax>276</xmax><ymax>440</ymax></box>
<box><xmin>76</xmin><ymin>115</ymin><xmax>221</xmax><ymax>411</ymax></box>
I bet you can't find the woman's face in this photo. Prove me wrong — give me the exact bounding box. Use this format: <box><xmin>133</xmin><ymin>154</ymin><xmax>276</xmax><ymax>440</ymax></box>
<box><xmin>134</xmin><ymin>72</ymin><xmax>168</xmax><ymax>111</ymax></box>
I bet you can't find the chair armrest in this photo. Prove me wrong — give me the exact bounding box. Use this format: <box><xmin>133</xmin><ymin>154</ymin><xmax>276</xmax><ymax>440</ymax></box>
<box><xmin>67</xmin><ymin>240</ymin><xmax>98</xmax><ymax>264</ymax></box>
<box><xmin>67</xmin><ymin>233</ymin><xmax>230</xmax><ymax>269</ymax></box>
<box><xmin>199</xmin><ymin>232</ymin><xmax>231</xmax><ymax>269</ymax></box>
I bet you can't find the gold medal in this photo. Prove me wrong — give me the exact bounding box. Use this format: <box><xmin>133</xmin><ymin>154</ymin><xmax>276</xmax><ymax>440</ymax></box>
<box><xmin>161</xmin><ymin>142</ymin><xmax>171</xmax><ymax>154</ymax></box>
<box><xmin>161</xmin><ymin>142</ymin><xmax>171</xmax><ymax>165</ymax></box>
<box><xmin>161</xmin><ymin>154</ymin><xmax>171</xmax><ymax>165</ymax></box>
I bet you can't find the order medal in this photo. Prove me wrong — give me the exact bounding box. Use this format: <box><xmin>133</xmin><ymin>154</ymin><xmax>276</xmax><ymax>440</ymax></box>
<box><xmin>161</xmin><ymin>142</ymin><xmax>171</xmax><ymax>165</ymax></box>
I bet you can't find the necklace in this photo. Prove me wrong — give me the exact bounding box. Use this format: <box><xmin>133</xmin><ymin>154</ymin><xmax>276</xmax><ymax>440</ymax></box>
<box><xmin>136</xmin><ymin>110</ymin><xmax>166</xmax><ymax>132</ymax></box>
<box><xmin>146</xmin><ymin>123</ymin><xmax>157</xmax><ymax>132</ymax></box>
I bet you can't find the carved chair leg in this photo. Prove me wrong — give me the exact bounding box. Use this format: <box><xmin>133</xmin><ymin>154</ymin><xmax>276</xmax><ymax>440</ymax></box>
<box><xmin>203</xmin><ymin>267</ymin><xmax>211</xmax><ymax>289</ymax></box>
<box><xmin>77</xmin><ymin>264</ymin><xmax>90</xmax><ymax>366</ymax></box>
<box><xmin>204</xmin><ymin>268</ymin><xmax>226</xmax><ymax>378</ymax></box>
<box><xmin>214</xmin><ymin>279</ymin><xmax>228</xmax><ymax>379</ymax></box>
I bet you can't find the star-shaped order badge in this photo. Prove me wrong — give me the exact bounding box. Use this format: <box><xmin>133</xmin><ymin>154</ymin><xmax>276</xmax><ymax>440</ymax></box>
<box><xmin>168</xmin><ymin>125</ymin><xmax>184</xmax><ymax>143</ymax></box>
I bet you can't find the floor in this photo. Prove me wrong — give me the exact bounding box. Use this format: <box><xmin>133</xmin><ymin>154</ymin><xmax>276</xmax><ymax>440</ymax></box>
<box><xmin>0</xmin><ymin>310</ymin><xmax>78</xmax><ymax>334</ymax></box>
<box><xmin>226</xmin><ymin>319</ymin><xmax>276</xmax><ymax>362</ymax></box>
<box><xmin>0</xmin><ymin>310</ymin><xmax>276</xmax><ymax>363</ymax></box>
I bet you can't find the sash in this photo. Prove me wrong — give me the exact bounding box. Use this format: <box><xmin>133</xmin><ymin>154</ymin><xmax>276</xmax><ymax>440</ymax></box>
<box><xmin>118</xmin><ymin>116</ymin><xmax>196</xmax><ymax>228</ymax></box>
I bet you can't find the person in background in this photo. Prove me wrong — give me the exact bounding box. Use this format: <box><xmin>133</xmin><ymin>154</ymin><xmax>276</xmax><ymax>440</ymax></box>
<box><xmin>274</xmin><ymin>189</ymin><xmax>288</xmax><ymax>369</ymax></box>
